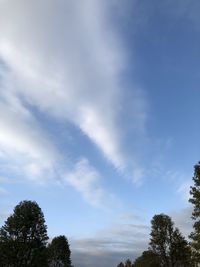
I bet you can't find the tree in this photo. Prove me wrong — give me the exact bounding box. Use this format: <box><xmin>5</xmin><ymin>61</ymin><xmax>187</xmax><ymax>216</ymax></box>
<box><xmin>133</xmin><ymin>250</ymin><xmax>161</xmax><ymax>267</ymax></box>
<box><xmin>189</xmin><ymin>161</ymin><xmax>200</xmax><ymax>264</ymax></box>
<box><xmin>0</xmin><ymin>200</ymin><xmax>48</xmax><ymax>266</ymax></box>
<box><xmin>170</xmin><ymin>228</ymin><xmax>192</xmax><ymax>267</ymax></box>
<box><xmin>117</xmin><ymin>259</ymin><xmax>133</xmax><ymax>267</ymax></box>
<box><xmin>149</xmin><ymin>214</ymin><xmax>192</xmax><ymax>267</ymax></box>
<box><xmin>150</xmin><ymin>214</ymin><xmax>173</xmax><ymax>266</ymax></box>
<box><xmin>47</xmin><ymin>235</ymin><xmax>72</xmax><ymax>267</ymax></box>
<box><xmin>124</xmin><ymin>259</ymin><xmax>132</xmax><ymax>267</ymax></box>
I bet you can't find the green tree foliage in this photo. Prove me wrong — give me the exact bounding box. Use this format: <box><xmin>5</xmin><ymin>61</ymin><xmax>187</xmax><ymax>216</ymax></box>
<box><xmin>133</xmin><ymin>250</ymin><xmax>161</xmax><ymax>267</ymax></box>
<box><xmin>150</xmin><ymin>214</ymin><xmax>174</xmax><ymax>266</ymax></box>
<box><xmin>0</xmin><ymin>200</ymin><xmax>48</xmax><ymax>267</ymax></box>
<box><xmin>116</xmin><ymin>259</ymin><xmax>133</xmax><ymax>267</ymax></box>
<box><xmin>47</xmin><ymin>235</ymin><xmax>72</xmax><ymax>267</ymax></box>
<box><xmin>171</xmin><ymin>228</ymin><xmax>192</xmax><ymax>267</ymax></box>
<box><xmin>124</xmin><ymin>259</ymin><xmax>132</xmax><ymax>267</ymax></box>
<box><xmin>189</xmin><ymin>161</ymin><xmax>200</xmax><ymax>264</ymax></box>
<box><xmin>149</xmin><ymin>214</ymin><xmax>192</xmax><ymax>267</ymax></box>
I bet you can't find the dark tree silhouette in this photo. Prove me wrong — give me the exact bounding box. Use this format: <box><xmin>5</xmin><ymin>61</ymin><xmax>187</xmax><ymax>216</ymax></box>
<box><xmin>124</xmin><ymin>259</ymin><xmax>132</xmax><ymax>267</ymax></box>
<box><xmin>133</xmin><ymin>250</ymin><xmax>161</xmax><ymax>267</ymax></box>
<box><xmin>150</xmin><ymin>214</ymin><xmax>174</xmax><ymax>266</ymax></box>
<box><xmin>47</xmin><ymin>235</ymin><xmax>72</xmax><ymax>267</ymax></box>
<box><xmin>0</xmin><ymin>200</ymin><xmax>48</xmax><ymax>266</ymax></box>
<box><xmin>149</xmin><ymin>214</ymin><xmax>192</xmax><ymax>267</ymax></box>
<box><xmin>189</xmin><ymin>161</ymin><xmax>200</xmax><ymax>265</ymax></box>
<box><xmin>117</xmin><ymin>262</ymin><xmax>125</xmax><ymax>267</ymax></box>
<box><xmin>171</xmin><ymin>228</ymin><xmax>192</xmax><ymax>267</ymax></box>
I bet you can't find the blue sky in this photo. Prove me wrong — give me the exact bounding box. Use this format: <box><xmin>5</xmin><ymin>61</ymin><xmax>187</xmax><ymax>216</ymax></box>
<box><xmin>0</xmin><ymin>0</ymin><xmax>199</xmax><ymax>266</ymax></box>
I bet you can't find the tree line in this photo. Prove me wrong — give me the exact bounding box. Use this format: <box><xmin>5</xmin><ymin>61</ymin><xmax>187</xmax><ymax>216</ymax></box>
<box><xmin>0</xmin><ymin>200</ymin><xmax>73</xmax><ymax>267</ymax></box>
<box><xmin>117</xmin><ymin>162</ymin><xmax>200</xmax><ymax>267</ymax></box>
<box><xmin>1</xmin><ymin>162</ymin><xmax>200</xmax><ymax>266</ymax></box>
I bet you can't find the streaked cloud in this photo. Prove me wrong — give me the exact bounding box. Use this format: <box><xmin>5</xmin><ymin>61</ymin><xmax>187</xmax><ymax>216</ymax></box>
<box><xmin>64</xmin><ymin>158</ymin><xmax>115</xmax><ymax>208</ymax></box>
<box><xmin>71</xmin><ymin>222</ymin><xmax>149</xmax><ymax>267</ymax></box>
<box><xmin>0</xmin><ymin>91</ymin><xmax>58</xmax><ymax>183</ymax></box>
<box><xmin>177</xmin><ymin>180</ymin><xmax>192</xmax><ymax>203</ymax></box>
<box><xmin>0</xmin><ymin>96</ymin><xmax>112</xmax><ymax>206</ymax></box>
<box><xmin>0</xmin><ymin>0</ymin><xmax>148</xmax><ymax>185</ymax></box>
<box><xmin>70</xmin><ymin>206</ymin><xmax>194</xmax><ymax>267</ymax></box>
<box><xmin>170</xmin><ymin>207</ymin><xmax>193</xmax><ymax>238</ymax></box>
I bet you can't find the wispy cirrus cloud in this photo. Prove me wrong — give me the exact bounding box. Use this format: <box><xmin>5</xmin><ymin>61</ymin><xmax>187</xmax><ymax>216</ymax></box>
<box><xmin>0</xmin><ymin>93</ymin><xmax>111</xmax><ymax>206</ymax></box>
<box><xmin>0</xmin><ymin>90</ymin><xmax>58</xmax><ymax>182</ymax></box>
<box><xmin>0</xmin><ymin>0</ymin><xmax>151</xmax><ymax>212</ymax></box>
<box><xmin>64</xmin><ymin>158</ymin><xmax>116</xmax><ymax>208</ymax></box>
<box><xmin>177</xmin><ymin>180</ymin><xmax>192</xmax><ymax>203</ymax></box>
<box><xmin>0</xmin><ymin>0</ymin><xmax>147</xmax><ymax>180</ymax></box>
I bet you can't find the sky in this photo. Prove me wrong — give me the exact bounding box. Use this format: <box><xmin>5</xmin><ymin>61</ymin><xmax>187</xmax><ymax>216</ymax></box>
<box><xmin>0</xmin><ymin>0</ymin><xmax>200</xmax><ymax>266</ymax></box>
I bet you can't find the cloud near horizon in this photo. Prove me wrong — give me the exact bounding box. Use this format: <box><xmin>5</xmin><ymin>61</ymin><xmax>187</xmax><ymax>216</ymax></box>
<box><xmin>70</xmin><ymin>221</ymin><xmax>150</xmax><ymax>267</ymax></box>
<box><xmin>70</xmin><ymin>206</ymin><xmax>193</xmax><ymax>267</ymax></box>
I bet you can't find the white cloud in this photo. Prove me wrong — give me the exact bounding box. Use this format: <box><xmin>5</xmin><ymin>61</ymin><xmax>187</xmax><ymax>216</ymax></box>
<box><xmin>119</xmin><ymin>212</ymin><xmax>142</xmax><ymax>222</ymax></box>
<box><xmin>70</xmin><ymin>205</ymin><xmax>194</xmax><ymax>267</ymax></box>
<box><xmin>0</xmin><ymin>0</ymin><xmax>149</xmax><ymax>209</ymax></box>
<box><xmin>0</xmin><ymin>91</ymin><xmax>111</xmax><ymax>205</ymax></box>
<box><xmin>64</xmin><ymin>158</ymin><xmax>114</xmax><ymax>208</ymax></box>
<box><xmin>177</xmin><ymin>180</ymin><xmax>191</xmax><ymax>202</ymax></box>
<box><xmin>170</xmin><ymin>207</ymin><xmax>193</xmax><ymax>238</ymax></box>
<box><xmin>0</xmin><ymin>82</ymin><xmax>116</xmax><ymax>207</ymax></box>
<box><xmin>0</xmin><ymin>0</ymin><xmax>147</xmax><ymax>175</ymax></box>
<box><xmin>131</xmin><ymin>166</ymin><xmax>145</xmax><ymax>185</ymax></box>
<box><xmin>70</xmin><ymin>221</ymin><xmax>149</xmax><ymax>267</ymax></box>
<box><xmin>0</xmin><ymin>90</ymin><xmax>58</xmax><ymax>182</ymax></box>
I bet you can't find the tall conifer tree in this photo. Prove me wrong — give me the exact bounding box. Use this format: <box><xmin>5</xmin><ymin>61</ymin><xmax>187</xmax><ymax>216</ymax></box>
<box><xmin>189</xmin><ymin>161</ymin><xmax>200</xmax><ymax>265</ymax></box>
<box><xmin>47</xmin><ymin>235</ymin><xmax>72</xmax><ymax>267</ymax></box>
<box><xmin>150</xmin><ymin>214</ymin><xmax>191</xmax><ymax>267</ymax></box>
<box><xmin>0</xmin><ymin>200</ymin><xmax>48</xmax><ymax>266</ymax></box>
